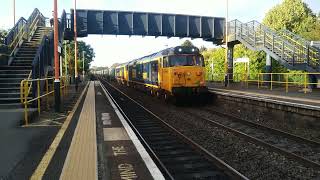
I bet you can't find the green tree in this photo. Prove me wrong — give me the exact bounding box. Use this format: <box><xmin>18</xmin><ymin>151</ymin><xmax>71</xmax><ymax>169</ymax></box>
<box><xmin>64</xmin><ymin>40</ymin><xmax>95</xmax><ymax>76</ymax></box>
<box><xmin>203</xmin><ymin>0</ymin><xmax>319</xmax><ymax>80</ymax></box>
<box><xmin>263</xmin><ymin>0</ymin><xmax>316</xmax><ymax>36</ymax></box>
<box><xmin>199</xmin><ymin>46</ymin><xmax>207</xmax><ymax>52</ymax></box>
<box><xmin>202</xmin><ymin>48</ymin><xmax>225</xmax><ymax>80</ymax></box>
<box><xmin>262</xmin><ymin>0</ymin><xmax>319</xmax><ymax>72</ymax></box>
<box><xmin>0</xmin><ymin>29</ymin><xmax>8</xmax><ymax>44</ymax></box>
<box><xmin>302</xmin><ymin>22</ymin><xmax>320</xmax><ymax>41</ymax></box>
<box><xmin>181</xmin><ymin>40</ymin><xmax>194</xmax><ymax>47</ymax></box>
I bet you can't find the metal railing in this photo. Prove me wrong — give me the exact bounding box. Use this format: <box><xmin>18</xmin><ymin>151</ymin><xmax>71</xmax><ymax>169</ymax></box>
<box><xmin>31</xmin><ymin>10</ymin><xmax>66</xmax><ymax>100</ymax></box>
<box><xmin>20</xmin><ymin>76</ymin><xmax>69</xmax><ymax>126</ymax></box>
<box><xmin>24</xmin><ymin>8</ymin><xmax>46</xmax><ymax>41</ymax></box>
<box><xmin>228</xmin><ymin>20</ymin><xmax>320</xmax><ymax>71</ymax></box>
<box><xmin>5</xmin><ymin>17</ymin><xmax>27</xmax><ymax>49</ymax></box>
<box><xmin>207</xmin><ymin>73</ymin><xmax>320</xmax><ymax>93</ymax></box>
<box><xmin>6</xmin><ymin>8</ymin><xmax>46</xmax><ymax>61</ymax></box>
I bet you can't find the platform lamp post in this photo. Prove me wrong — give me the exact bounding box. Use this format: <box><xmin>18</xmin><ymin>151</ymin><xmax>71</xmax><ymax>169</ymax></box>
<box><xmin>13</xmin><ymin>0</ymin><xmax>16</xmax><ymax>25</ymax></box>
<box><xmin>74</xmin><ymin>0</ymin><xmax>79</xmax><ymax>91</ymax></box>
<box><xmin>224</xmin><ymin>0</ymin><xmax>229</xmax><ymax>87</ymax></box>
<box><xmin>53</xmin><ymin>0</ymin><xmax>61</xmax><ymax>112</ymax></box>
<box><xmin>82</xmin><ymin>51</ymin><xmax>85</xmax><ymax>80</ymax></box>
<box><xmin>64</xmin><ymin>41</ymin><xmax>68</xmax><ymax>80</ymax></box>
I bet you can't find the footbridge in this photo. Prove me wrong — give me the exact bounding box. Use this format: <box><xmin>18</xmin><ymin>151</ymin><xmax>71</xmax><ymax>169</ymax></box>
<box><xmin>226</xmin><ymin>20</ymin><xmax>320</xmax><ymax>79</ymax></box>
<box><xmin>66</xmin><ymin>9</ymin><xmax>225</xmax><ymax>44</ymax></box>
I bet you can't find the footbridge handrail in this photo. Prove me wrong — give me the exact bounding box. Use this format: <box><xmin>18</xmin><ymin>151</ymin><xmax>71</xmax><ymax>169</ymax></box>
<box><xmin>30</xmin><ymin>10</ymin><xmax>66</xmax><ymax>100</ymax></box>
<box><xmin>5</xmin><ymin>8</ymin><xmax>46</xmax><ymax>59</ymax></box>
<box><xmin>5</xmin><ymin>17</ymin><xmax>27</xmax><ymax>49</ymax></box>
<box><xmin>228</xmin><ymin>19</ymin><xmax>320</xmax><ymax>72</ymax></box>
<box><xmin>207</xmin><ymin>72</ymin><xmax>320</xmax><ymax>93</ymax></box>
<box><xmin>20</xmin><ymin>76</ymin><xmax>69</xmax><ymax>126</ymax></box>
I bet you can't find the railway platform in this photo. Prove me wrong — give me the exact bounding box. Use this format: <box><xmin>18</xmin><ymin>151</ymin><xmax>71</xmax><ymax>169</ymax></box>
<box><xmin>0</xmin><ymin>81</ymin><xmax>164</xmax><ymax>180</ymax></box>
<box><xmin>207</xmin><ymin>82</ymin><xmax>320</xmax><ymax>129</ymax></box>
<box><xmin>33</xmin><ymin>81</ymin><xmax>163</xmax><ymax>180</ymax></box>
<box><xmin>207</xmin><ymin>82</ymin><xmax>320</xmax><ymax>109</ymax></box>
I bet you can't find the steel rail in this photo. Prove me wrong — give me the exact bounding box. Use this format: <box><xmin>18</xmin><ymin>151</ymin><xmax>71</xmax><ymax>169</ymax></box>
<box><xmin>181</xmin><ymin>109</ymin><xmax>320</xmax><ymax>170</ymax></box>
<box><xmin>202</xmin><ymin>107</ymin><xmax>320</xmax><ymax>146</ymax></box>
<box><xmin>99</xmin><ymin>77</ymin><xmax>248</xmax><ymax>180</ymax></box>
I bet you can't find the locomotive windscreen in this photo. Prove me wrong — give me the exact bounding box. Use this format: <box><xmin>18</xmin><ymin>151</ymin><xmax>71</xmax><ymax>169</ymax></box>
<box><xmin>168</xmin><ymin>55</ymin><xmax>204</xmax><ymax>67</ymax></box>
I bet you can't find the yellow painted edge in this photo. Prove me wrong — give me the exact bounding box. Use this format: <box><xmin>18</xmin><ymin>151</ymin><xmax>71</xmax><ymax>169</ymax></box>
<box><xmin>30</xmin><ymin>82</ymin><xmax>90</xmax><ymax>180</ymax></box>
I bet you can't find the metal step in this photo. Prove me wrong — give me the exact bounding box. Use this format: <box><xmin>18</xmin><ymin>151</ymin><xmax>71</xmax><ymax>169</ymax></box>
<box><xmin>14</xmin><ymin>57</ymin><xmax>34</xmax><ymax>60</ymax></box>
<box><xmin>17</xmin><ymin>50</ymin><xmax>37</xmax><ymax>53</ymax></box>
<box><xmin>0</xmin><ymin>103</ymin><xmax>23</xmax><ymax>109</ymax></box>
<box><xmin>0</xmin><ymin>78</ymin><xmax>25</xmax><ymax>83</ymax></box>
<box><xmin>19</xmin><ymin>47</ymin><xmax>38</xmax><ymax>51</ymax></box>
<box><xmin>0</xmin><ymin>93</ymin><xmax>21</xmax><ymax>98</ymax></box>
<box><xmin>0</xmin><ymin>70</ymin><xmax>30</xmax><ymax>75</ymax></box>
<box><xmin>12</xmin><ymin>60</ymin><xmax>33</xmax><ymax>63</ymax></box>
<box><xmin>0</xmin><ymin>83</ymin><xmax>24</xmax><ymax>88</ymax></box>
<box><xmin>15</xmin><ymin>54</ymin><xmax>35</xmax><ymax>57</ymax></box>
<box><xmin>0</xmin><ymin>66</ymin><xmax>32</xmax><ymax>70</ymax></box>
<box><xmin>11</xmin><ymin>63</ymin><xmax>33</xmax><ymax>66</ymax></box>
<box><xmin>0</xmin><ymin>74</ymin><xmax>29</xmax><ymax>78</ymax></box>
<box><xmin>0</xmin><ymin>97</ymin><xmax>31</xmax><ymax>104</ymax></box>
<box><xmin>0</xmin><ymin>87</ymin><xmax>21</xmax><ymax>93</ymax></box>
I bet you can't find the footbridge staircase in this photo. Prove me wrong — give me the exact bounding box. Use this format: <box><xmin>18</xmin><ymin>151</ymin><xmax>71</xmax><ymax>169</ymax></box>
<box><xmin>228</xmin><ymin>20</ymin><xmax>320</xmax><ymax>73</ymax></box>
<box><xmin>0</xmin><ymin>9</ymin><xmax>67</xmax><ymax>109</ymax></box>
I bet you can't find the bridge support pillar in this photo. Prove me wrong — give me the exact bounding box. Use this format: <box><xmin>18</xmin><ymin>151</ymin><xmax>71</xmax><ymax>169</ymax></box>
<box><xmin>265</xmin><ymin>54</ymin><xmax>272</xmax><ymax>86</ymax></box>
<box><xmin>225</xmin><ymin>45</ymin><xmax>234</xmax><ymax>86</ymax></box>
<box><xmin>308</xmin><ymin>74</ymin><xmax>318</xmax><ymax>89</ymax></box>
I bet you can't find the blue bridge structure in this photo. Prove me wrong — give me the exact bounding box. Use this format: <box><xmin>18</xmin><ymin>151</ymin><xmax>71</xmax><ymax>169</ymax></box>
<box><xmin>68</xmin><ymin>9</ymin><xmax>225</xmax><ymax>44</ymax></box>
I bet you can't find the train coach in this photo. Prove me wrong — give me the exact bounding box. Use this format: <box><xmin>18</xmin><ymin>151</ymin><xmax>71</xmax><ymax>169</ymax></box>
<box><xmin>114</xmin><ymin>46</ymin><xmax>208</xmax><ymax>101</ymax></box>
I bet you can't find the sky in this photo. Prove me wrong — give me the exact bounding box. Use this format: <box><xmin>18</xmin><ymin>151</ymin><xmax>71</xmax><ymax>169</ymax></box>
<box><xmin>0</xmin><ymin>0</ymin><xmax>319</xmax><ymax>67</ymax></box>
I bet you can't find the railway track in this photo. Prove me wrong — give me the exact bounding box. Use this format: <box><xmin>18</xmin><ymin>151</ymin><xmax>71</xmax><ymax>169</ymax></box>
<box><xmin>182</xmin><ymin>106</ymin><xmax>320</xmax><ymax>170</ymax></box>
<box><xmin>99</xmin><ymin>78</ymin><xmax>248</xmax><ymax>180</ymax></box>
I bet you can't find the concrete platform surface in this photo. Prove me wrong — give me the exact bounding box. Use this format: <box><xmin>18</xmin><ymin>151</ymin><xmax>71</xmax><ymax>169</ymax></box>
<box><xmin>208</xmin><ymin>82</ymin><xmax>320</xmax><ymax>108</ymax></box>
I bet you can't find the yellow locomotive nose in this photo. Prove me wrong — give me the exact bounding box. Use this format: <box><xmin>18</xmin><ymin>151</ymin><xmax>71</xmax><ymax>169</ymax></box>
<box><xmin>172</xmin><ymin>67</ymin><xmax>205</xmax><ymax>87</ymax></box>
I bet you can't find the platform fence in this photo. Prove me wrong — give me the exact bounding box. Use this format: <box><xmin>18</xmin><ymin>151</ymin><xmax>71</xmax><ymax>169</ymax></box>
<box><xmin>20</xmin><ymin>76</ymin><xmax>69</xmax><ymax>125</ymax></box>
<box><xmin>206</xmin><ymin>72</ymin><xmax>320</xmax><ymax>93</ymax></box>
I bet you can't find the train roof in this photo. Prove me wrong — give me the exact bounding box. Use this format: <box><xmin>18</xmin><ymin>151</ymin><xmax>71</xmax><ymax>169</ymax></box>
<box><xmin>128</xmin><ymin>46</ymin><xmax>200</xmax><ymax>65</ymax></box>
<box><xmin>114</xmin><ymin>46</ymin><xmax>200</xmax><ymax>68</ymax></box>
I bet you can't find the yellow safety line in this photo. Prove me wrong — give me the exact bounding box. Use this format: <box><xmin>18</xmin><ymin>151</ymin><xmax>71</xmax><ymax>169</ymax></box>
<box><xmin>30</xmin><ymin>82</ymin><xmax>89</xmax><ymax>180</ymax></box>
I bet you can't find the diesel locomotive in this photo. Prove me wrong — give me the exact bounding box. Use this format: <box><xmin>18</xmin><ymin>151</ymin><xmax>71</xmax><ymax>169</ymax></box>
<box><xmin>112</xmin><ymin>46</ymin><xmax>208</xmax><ymax>100</ymax></box>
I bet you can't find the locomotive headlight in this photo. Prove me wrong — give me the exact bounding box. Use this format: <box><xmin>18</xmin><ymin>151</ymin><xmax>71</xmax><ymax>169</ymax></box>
<box><xmin>178</xmin><ymin>48</ymin><xmax>182</xmax><ymax>52</ymax></box>
<box><xmin>192</xmin><ymin>48</ymin><xmax>195</xmax><ymax>52</ymax></box>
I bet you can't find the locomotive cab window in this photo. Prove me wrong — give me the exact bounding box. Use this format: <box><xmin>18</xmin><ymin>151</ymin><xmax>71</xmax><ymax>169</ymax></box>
<box><xmin>163</xmin><ymin>57</ymin><xmax>169</xmax><ymax>67</ymax></box>
<box><xmin>169</xmin><ymin>55</ymin><xmax>204</xmax><ymax>67</ymax></box>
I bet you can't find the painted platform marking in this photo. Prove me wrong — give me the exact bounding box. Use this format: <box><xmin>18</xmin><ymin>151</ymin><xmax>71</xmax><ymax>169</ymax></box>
<box><xmin>118</xmin><ymin>163</ymin><xmax>138</xmax><ymax>179</ymax></box>
<box><xmin>99</xmin><ymin>81</ymin><xmax>165</xmax><ymax>180</ymax></box>
<box><xmin>112</xmin><ymin>146</ymin><xmax>128</xmax><ymax>156</ymax></box>
<box><xmin>111</xmin><ymin>143</ymin><xmax>138</xmax><ymax>179</ymax></box>
<box><xmin>101</xmin><ymin>113</ymin><xmax>112</xmax><ymax>125</ymax></box>
<box><xmin>103</xmin><ymin>128</ymin><xmax>130</xmax><ymax>141</ymax></box>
